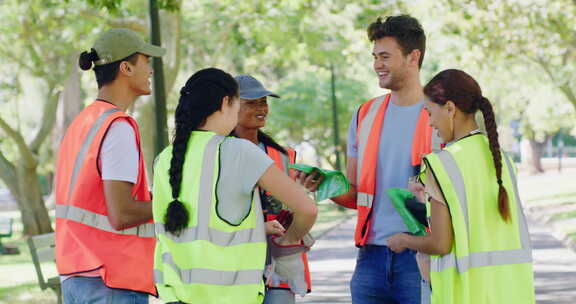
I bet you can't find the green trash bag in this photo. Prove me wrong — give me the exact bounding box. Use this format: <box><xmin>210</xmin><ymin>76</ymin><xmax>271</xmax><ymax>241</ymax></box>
<box><xmin>288</xmin><ymin>164</ymin><xmax>350</xmax><ymax>202</ymax></box>
<box><xmin>387</xmin><ymin>188</ymin><xmax>427</xmax><ymax>236</ymax></box>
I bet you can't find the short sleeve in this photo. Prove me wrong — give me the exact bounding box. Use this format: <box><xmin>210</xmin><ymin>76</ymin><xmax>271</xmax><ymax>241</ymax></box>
<box><xmin>424</xmin><ymin>169</ymin><xmax>446</xmax><ymax>205</ymax></box>
<box><xmin>216</xmin><ymin>138</ymin><xmax>274</xmax><ymax>224</ymax></box>
<box><xmin>347</xmin><ymin>109</ymin><xmax>359</xmax><ymax>158</ymax></box>
<box><xmin>100</xmin><ymin>119</ymin><xmax>139</xmax><ymax>183</ymax></box>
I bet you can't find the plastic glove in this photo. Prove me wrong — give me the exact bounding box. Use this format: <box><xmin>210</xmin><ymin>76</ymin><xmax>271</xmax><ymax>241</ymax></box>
<box><xmin>273</xmin><ymin>253</ymin><xmax>308</xmax><ymax>295</ymax></box>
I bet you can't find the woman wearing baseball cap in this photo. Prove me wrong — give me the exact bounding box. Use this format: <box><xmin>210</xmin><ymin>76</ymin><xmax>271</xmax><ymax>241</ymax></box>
<box><xmin>233</xmin><ymin>75</ymin><xmax>313</xmax><ymax>304</ymax></box>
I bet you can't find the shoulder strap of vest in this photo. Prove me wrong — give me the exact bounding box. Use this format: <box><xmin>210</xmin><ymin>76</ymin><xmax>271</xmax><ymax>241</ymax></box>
<box><xmin>356</xmin><ymin>94</ymin><xmax>390</xmax><ymax>129</ymax></box>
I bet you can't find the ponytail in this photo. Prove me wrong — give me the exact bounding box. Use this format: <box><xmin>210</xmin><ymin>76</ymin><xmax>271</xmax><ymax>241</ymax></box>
<box><xmin>478</xmin><ymin>96</ymin><xmax>510</xmax><ymax>222</ymax></box>
<box><xmin>164</xmin><ymin>68</ymin><xmax>239</xmax><ymax>236</ymax></box>
<box><xmin>78</xmin><ymin>48</ymin><xmax>99</xmax><ymax>71</ymax></box>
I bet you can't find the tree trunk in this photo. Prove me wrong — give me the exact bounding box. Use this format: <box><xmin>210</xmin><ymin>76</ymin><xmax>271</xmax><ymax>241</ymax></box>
<box><xmin>135</xmin><ymin>97</ymin><xmax>157</xmax><ymax>179</ymax></box>
<box><xmin>528</xmin><ymin>138</ymin><xmax>545</xmax><ymax>174</ymax></box>
<box><xmin>16</xmin><ymin>161</ymin><xmax>53</xmax><ymax>235</ymax></box>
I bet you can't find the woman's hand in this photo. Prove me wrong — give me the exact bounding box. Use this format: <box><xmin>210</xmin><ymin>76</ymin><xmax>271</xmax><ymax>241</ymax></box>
<box><xmin>265</xmin><ymin>220</ymin><xmax>286</xmax><ymax>236</ymax></box>
<box><xmin>387</xmin><ymin>233</ymin><xmax>409</xmax><ymax>253</ymax></box>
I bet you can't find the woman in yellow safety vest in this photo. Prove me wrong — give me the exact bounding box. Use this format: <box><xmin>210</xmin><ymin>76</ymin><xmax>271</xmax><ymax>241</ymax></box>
<box><xmin>387</xmin><ymin>69</ymin><xmax>535</xmax><ymax>304</ymax></box>
<box><xmin>152</xmin><ymin>68</ymin><xmax>317</xmax><ymax>304</ymax></box>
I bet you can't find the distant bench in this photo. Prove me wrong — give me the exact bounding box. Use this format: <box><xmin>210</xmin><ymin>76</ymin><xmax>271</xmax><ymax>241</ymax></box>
<box><xmin>0</xmin><ymin>217</ymin><xmax>19</xmax><ymax>255</ymax></box>
<box><xmin>28</xmin><ymin>232</ymin><xmax>61</xmax><ymax>303</ymax></box>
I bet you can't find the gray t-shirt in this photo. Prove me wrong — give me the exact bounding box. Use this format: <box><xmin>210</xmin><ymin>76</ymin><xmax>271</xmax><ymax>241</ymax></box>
<box><xmin>347</xmin><ymin>98</ymin><xmax>424</xmax><ymax>245</ymax></box>
<box><xmin>216</xmin><ymin>137</ymin><xmax>274</xmax><ymax>224</ymax></box>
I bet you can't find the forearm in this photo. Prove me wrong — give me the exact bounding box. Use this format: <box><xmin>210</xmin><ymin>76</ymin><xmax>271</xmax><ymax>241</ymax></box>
<box><xmin>283</xmin><ymin>210</ymin><xmax>317</xmax><ymax>243</ymax></box>
<box><xmin>331</xmin><ymin>185</ymin><xmax>358</xmax><ymax>209</ymax></box>
<box><xmin>109</xmin><ymin>200</ymin><xmax>153</xmax><ymax>230</ymax></box>
<box><xmin>399</xmin><ymin>233</ymin><xmax>449</xmax><ymax>255</ymax></box>
<box><xmin>104</xmin><ymin>180</ymin><xmax>153</xmax><ymax>230</ymax></box>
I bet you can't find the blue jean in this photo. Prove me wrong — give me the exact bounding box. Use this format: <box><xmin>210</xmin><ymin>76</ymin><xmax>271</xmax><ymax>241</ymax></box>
<box><xmin>350</xmin><ymin>245</ymin><xmax>421</xmax><ymax>304</ymax></box>
<box><xmin>62</xmin><ymin>276</ymin><xmax>149</xmax><ymax>304</ymax></box>
<box><xmin>263</xmin><ymin>289</ymin><xmax>295</xmax><ymax>304</ymax></box>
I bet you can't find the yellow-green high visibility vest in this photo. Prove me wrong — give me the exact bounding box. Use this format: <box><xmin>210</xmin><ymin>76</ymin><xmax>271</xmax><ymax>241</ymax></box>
<box><xmin>421</xmin><ymin>134</ymin><xmax>534</xmax><ymax>304</ymax></box>
<box><xmin>153</xmin><ymin>131</ymin><xmax>266</xmax><ymax>304</ymax></box>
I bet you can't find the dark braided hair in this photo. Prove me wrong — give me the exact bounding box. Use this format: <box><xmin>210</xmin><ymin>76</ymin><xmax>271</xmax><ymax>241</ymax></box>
<box><xmin>424</xmin><ymin>69</ymin><xmax>510</xmax><ymax>222</ymax></box>
<box><xmin>78</xmin><ymin>48</ymin><xmax>139</xmax><ymax>89</ymax></box>
<box><xmin>164</xmin><ymin>68</ymin><xmax>239</xmax><ymax>236</ymax></box>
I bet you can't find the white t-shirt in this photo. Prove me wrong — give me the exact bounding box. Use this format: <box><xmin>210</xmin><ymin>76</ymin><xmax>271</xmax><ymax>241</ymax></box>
<box><xmin>99</xmin><ymin>119</ymin><xmax>139</xmax><ymax>183</ymax></box>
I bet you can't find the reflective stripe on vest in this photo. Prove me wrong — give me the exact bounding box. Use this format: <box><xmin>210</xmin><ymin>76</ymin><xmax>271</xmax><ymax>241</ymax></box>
<box><xmin>154</xmin><ymin>253</ymin><xmax>263</xmax><ymax>285</ymax></box>
<box><xmin>67</xmin><ymin>108</ymin><xmax>119</xmax><ymax>201</ymax></box>
<box><xmin>56</xmin><ymin>204</ymin><xmax>155</xmax><ymax>237</ymax></box>
<box><xmin>154</xmin><ymin>222</ymin><xmax>265</xmax><ymax>246</ymax></box>
<box><xmin>356</xmin><ymin>95</ymin><xmax>387</xmax><ymax>209</ymax></box>
<box><xmin>357</xmin><ymin>193</ymin><xmax>374</xmax><ymax>208</ymax></box>
<box><xmin>56</xmin><ymin>108</ymin><xmax>154</xmax><ymax>238</ymax></box>
<box><xmin>154</xmin><ymin>134</ymin><xmax>266</xmax><ymax>289</ymax></box>
<box><xmin>430</xmin><ymin>150</ymin><xmax>532</xmax><ymax>274</ymax></box>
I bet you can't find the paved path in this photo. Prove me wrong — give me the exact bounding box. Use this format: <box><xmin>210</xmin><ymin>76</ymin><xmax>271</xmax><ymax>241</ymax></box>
<box><xmin>298</xmin><ymin>215</ymin><xmax>576</xmax><ymax>303</ymax></box>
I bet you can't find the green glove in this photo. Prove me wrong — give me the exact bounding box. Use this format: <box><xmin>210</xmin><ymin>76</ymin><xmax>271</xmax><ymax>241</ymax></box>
<box><xmin>387</xmin><ymin>188</ymin><xmax>427</xmax><ymax>236</ymax></box>
<box><xmin>288</xmin><ymin>163</ymin><xmax>350</xmax><ymax>202</ymax></box>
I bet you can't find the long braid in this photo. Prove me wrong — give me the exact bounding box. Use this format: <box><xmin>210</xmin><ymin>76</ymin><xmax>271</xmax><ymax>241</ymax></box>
<box><xmin>164</xmin><ymin>68</ymin><xmax>239</xmax><ymax>236</ymax></box>
<box><xmin>478</xmin><ymin>96</ymin><xmax>510</xmax><ymax>222</ymax></box>
<box><xmin>164</xmin><ymin>102</ymin><xmax>194</xmax><ymax>236</ymax></box>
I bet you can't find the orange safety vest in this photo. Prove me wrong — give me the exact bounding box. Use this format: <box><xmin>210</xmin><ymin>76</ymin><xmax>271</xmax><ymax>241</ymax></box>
<box><xmin>55</xmin><ymin>100</ymin><xmax>156</xmax><ymax>295</ymax></box>
<box><xmin>265</xmin><ymin>146</ymin><xmax>312</xmax><ymax>293</ymax></box>
<box><xmin>354</xmin><ymin>93</ymin><xmax>439</xmax><ymax>246</ymax></box>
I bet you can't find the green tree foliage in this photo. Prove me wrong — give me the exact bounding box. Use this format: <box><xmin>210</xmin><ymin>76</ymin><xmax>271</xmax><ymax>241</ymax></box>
<box><xmin>438</xmin><ymin>0</ymin><xmax>575</xmax><ymax>109</ymax></box>
<box><xmin>266</xmin><ymin>70</ymin><xmax>370</xmax><ymax>168</ymax></box>
<box><xmin>0</xmin><ymin>0</ymin><xmax>107</xmax><ymax>235</ymax></box>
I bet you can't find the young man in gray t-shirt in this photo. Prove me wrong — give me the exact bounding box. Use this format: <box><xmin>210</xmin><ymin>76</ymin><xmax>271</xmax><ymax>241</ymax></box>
<box><xmin>299</xmin><ymin>15</ymin><xmax>433</xmax><ymax>304</ymax></box>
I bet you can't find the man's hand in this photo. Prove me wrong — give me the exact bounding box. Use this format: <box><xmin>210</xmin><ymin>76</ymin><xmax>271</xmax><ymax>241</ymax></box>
<box><xmin>293</xmin><ymin>170</ymin><xmax>324</xmax><ymax>192</ymax></box>
<box><xmin>387</xmin><ymin>233</ymin><xmax>409</xmax><ymax>253</ymax></box>
<box><xmin>265</xmin><ymin>220</ymin><xmax>286</xmax><ymax>236</ymax></box>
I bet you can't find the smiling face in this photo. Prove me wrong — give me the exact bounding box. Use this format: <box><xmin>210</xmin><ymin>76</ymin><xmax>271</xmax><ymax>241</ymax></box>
<box><xmin>424</xmin><ymin>98</ymin><xmax>456</xmax><ymax>143</ymax></box>
<box><xmin>372</xmin><ymin>37</ymin><xmax>411</xmax><ymax>91</ymax></box>
<box><xmin>237</xmin><ymin>97</ymin><xmax>269</xmax><ymax>130</ymax></box>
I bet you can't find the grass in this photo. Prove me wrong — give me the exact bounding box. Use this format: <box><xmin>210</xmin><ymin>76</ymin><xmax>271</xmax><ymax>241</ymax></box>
<box><xmin>528</xmin><ymin>191</ymin><xmax>576</xmax><ymax>243</ymax></box>
<box><xmin>0</xmin><ymin>282</ymin><xmax>58</xmax><ymax>304</ymax></box>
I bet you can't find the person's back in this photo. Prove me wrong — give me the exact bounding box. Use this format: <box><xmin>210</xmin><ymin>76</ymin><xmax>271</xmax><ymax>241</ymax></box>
<box><xmin>152</xmin><ymin>68</ymin><xmax>317</xmax><ymax>304</ymax></box>
<box><xmin>427</xmin><ymin>134</ymin><xmax>533</xmax><ymax>303</ymax></box>
<box><xmin>153</xmin><ymin>133</ymin><xmax>269</xmax><ymax>303</ymax></box>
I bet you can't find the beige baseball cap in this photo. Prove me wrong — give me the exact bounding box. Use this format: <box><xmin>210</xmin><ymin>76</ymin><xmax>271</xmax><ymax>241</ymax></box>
<box><xmin>92</xmin><ymin>28</ymin><xmax>166</xmax><ymax>66</ymax></box>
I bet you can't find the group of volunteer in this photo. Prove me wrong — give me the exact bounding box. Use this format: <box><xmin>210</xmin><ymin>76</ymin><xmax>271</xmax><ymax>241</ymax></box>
<box><xmin>54</xmin><ymin>12</ymin><xmax>535</xmax><ymax>304</ymax></box>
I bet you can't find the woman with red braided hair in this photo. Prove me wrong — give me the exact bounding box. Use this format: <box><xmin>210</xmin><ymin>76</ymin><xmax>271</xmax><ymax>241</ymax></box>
<box><xmin>387</xmin><ymin>69</ymin><xmax>535</xmax><ymax>304</ymax></box>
